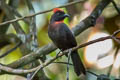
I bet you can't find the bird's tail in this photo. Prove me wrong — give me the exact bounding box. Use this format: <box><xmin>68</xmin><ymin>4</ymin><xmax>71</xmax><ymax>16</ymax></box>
<box><xmin>71</xmin><ymin>50</ymin><xmax>86</xmax><ymax>76</ymax></box>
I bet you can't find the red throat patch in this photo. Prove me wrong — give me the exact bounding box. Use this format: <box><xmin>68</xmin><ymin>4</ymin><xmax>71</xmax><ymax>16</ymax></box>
<box><xmin>53</xmin><ymin>8</ymin><xmax>63</xmax><ymax>13</ymax></box>
<box><xmin>55</xmin><ymin>20</ymin><xmax>63</xmax><ymax>24</ymax></box>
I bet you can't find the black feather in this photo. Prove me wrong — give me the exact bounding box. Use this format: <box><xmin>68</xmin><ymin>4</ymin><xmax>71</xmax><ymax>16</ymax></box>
<box><xmin>48</xmin><ymin>11</ymin><xmax>86</xmax><ymax>76</ymax></box>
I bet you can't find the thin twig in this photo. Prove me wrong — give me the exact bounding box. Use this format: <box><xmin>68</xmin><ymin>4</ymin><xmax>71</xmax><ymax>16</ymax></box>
<box><xmin>0</xmin><ymin>35</ymin><xmax>112</xmax><ymax>74</ymax></box>
<box><xmin>0</xmin><ymin>42</ymin><xmax>22</xmax><ymax>58</ymax></box>
<box><xmin>73</xmin><ymin>36</ymin><xmax>111</xmax><ymax>50</ymax></box>
<box><xmin>86</xmin><ymin>70</ymin><xmax>98</xmax><ymax>77</ymax></box>
<box><xmin>9</xmin><ymin>6</ymin><xmax>30</xmax><ymax>24</ymax></box>
<box><xmin>107</xmin><ymin>46</ymin><xmax>119</xmax><ymax>77</ymax></box>
<box><xmin>26</xmin><ymin>0</ymin><xmax>36</xmax><ymax>33</ymax></box>
<box><xmin>0</xmin><ymin>0</ymin><xmax>84</xmax><ymax>26</ymax></box>
<box><xmin>7</xmin><ymin>36</ymin><xmax>112</xmax><ymax>69</ymax></box>
<box><xmin>30</xmin><ymin>60</ymin><xmax>41</xmax><ymax>80</ymax></box>
<box><xmin>53</xmin><ymin>62</ymin><xmax>73</xmax><ymax>66</ymax></box>
<box><xmin>0</xmin><ymin>29</ymin><xmax>120</xmax><ymax>74</ymax></box>
<box><xmin>112</xmin><ymin>1</ymin><xmax>120</xmax><ymax>14</ymax></box>
<box><xmin>112</xmin><ymin>29</ymin><xmax>120</xmax><ymax>37</ymax></box>
<box><xmin>1</xmin><ymin>0</ymin><xmax>25</xmax><ymax>34</ymax></box>
<box><xmin>1</xmin><ymin>0</ymin><xmax>113</xmax><ymax>71</ymax></box>
<box><xmin>66</xmin><ymin>50</ymin><xmax>72</xmax><ymax>80</ymax></box>
<box><xmin>112</xmin><ymin>29</ymin><xmax>120</xmax><ymax>44</ymax></box>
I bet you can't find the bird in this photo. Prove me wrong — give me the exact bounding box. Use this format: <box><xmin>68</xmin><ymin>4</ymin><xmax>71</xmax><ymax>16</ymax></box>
<box><xmin>48</xmin><ymin>8</ymin><xmax>86</xmax><ymax>76</ymax></box>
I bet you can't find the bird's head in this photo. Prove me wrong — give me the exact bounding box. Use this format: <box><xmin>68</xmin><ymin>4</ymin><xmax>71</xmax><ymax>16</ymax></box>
<box><xmin>50</xmin><ymin>8</ymin><xmax>69</xmax><ymax>23</ymax></box>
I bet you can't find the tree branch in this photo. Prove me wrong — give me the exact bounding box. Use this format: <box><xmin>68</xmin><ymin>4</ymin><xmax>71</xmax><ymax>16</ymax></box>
<box><xmin>72</xmin><ymin>0</ymin><xmax>113</xmax><ymax>36</ymax></box>
<box><xmin>0</xmin><ymin>34</ymin><xmax>21</xmax><ymax>48</ymax></box>
<box><xmin>0</xmin><ymin>35</ymin><xmax>112</xmax><ymax>75</ymax></box>
<box><xmin>0</xmin><ymin>0</ymin><xmax>115</xmax><ymax>75</ymax></box>
<box><xmin>25</xmin><ymin>0</ymin><xmax>38</xmax><ymax>51</ymax></box>
<box><xmin>0</xmin><ymin>0</ymin><xmax>85</xmax><ymax>26</ymax></box>
<box><xmin>111</xmin><ymin>0</ymin><xmax>120</xmax><ymax>14</ymax></box>
<box><xmin>0</xmin><ymin>0</ymin><xmax>20</xmax><ymax>34</ymax></box>
<box><xmin>0</xmin><ymin>28</ymin><xmax>120</xmax><ymax>75</ymax></box>
<box><xmin>4</xmin><ymin>0</ymin><xmax>113</xmax><ymax>69</ymax></box>
<box><xmin>0</xmin><ymin>0</ymin><xmax>25</xmax><ymax>34</ymax></box>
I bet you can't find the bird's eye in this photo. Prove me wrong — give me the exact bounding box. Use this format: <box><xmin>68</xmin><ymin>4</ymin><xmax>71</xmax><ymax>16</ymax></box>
<box><xmin>57</xmin><ymin>12</ymin><xmax>60</xmax><ymax>16</ymax></box>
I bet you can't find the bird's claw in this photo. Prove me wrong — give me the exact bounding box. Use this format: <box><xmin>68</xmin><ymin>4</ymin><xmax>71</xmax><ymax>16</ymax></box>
<box><xmin>56</xmin><ymin>50</ymin><xmax>62</xmax><ymax>57</ymax></box>
<box><xmin>68</xmin><ymin>48</ymin><xmax>72</xmax><ymax>56</ymax></box>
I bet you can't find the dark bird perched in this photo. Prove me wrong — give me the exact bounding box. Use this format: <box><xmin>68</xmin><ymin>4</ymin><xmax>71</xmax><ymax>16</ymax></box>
<box><xmin>48</xmin><ymin>8</ymin><xmax>86</xmax><ymax>76</ymax></box>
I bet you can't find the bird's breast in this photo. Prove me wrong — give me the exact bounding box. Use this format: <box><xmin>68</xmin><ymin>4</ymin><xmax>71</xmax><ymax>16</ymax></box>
<box><xmin>48</xmin><ymin>23</ymin><xmax>77</xmax><ymax>50</ymax></box>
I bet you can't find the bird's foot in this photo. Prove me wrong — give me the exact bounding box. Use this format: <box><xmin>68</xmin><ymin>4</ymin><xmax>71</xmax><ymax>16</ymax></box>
<box><xmin>56</xmin><ymin>50</ymin><xmax>62</xmax><ymax>57</ymax></box>
<box><xmin>68</xmin><ymin>48</ymin><xmax>72</xmax><ymax>56</ymax></box>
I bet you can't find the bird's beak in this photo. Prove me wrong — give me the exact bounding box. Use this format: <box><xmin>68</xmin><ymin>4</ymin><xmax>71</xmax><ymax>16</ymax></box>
<box><xmin>63</xmin><ymin>14</ymin><xmax>69</xmax><ymax>18</ymax></box>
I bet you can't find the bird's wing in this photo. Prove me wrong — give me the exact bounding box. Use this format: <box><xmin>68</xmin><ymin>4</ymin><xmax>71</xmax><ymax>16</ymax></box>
<box><xmin>61</xmin><ymin>23</ymin><xmax>77</xmax><ymax>47</ymax></box>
